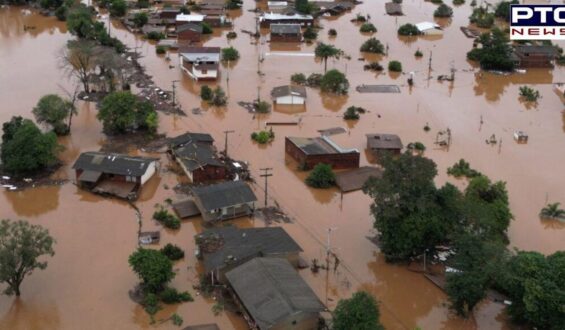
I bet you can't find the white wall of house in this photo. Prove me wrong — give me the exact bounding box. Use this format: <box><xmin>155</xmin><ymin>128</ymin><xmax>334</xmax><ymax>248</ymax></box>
<box><xmin>194</xmin><ymin>68</ymin><xmax>218</xmax><ymax>80</ymax></box>
<box><xmin>275</xmin><ymin>95</ymin><xmax>305</xmax><ymax>105</ymax></box>
<box><xmin>140</xmin><ymin>161</ymin><xmax>157</xmax><ymax>185</ymax></box>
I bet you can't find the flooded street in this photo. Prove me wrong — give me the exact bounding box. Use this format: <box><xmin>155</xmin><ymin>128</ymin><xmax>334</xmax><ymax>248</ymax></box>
<box><xmin>1</xmin><ymin>1</ymin><xmax>564</xmax><ymax>329</ymax></box>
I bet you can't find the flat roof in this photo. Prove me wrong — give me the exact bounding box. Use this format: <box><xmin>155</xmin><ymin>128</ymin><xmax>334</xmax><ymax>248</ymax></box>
<box><xmin>286</xmin><ymin>136</ymin><xmax>358</xmax><ymax>155</ymax></box>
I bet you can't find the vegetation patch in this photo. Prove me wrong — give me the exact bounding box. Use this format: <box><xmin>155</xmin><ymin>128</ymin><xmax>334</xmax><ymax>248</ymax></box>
<box><xmin>251</xmin><ymin>129</ymin><xmax>275</xmax><ymax>144</ymax></box>
<box><xmin>447</xmin><ymin>159</ymin><xmax>482</xmax><ymax>178</ymax></box>
<box><xmin>153</xmin><ymin>206</ymin><xmax>181</xmax><ymax>230</ymax></box>
<box><xmin>305</xmin><ymin>163</ymin><xmax>335</xmax><ymax>188</ymax></box>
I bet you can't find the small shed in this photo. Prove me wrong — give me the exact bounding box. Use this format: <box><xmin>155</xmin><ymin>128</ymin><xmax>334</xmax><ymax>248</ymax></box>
<box><xmin>513</xmin><ymin>131</ymin><xmax>529</xmax><ymax>143</ymax></box>
<box><xmin>226</xmin><ymin>258</ymin><xmax>325</xmax><ymax>330</ymax></box>
<box><xmin>271</xmin><ymin>85</ymin><xmax>307</xmax><ymax>105</ymax></box>
<box><xmin>416</xmin><ymin>21</ymin><xmax>442</xmax><ymax>35</ymax></box>
<box><xmin>270</xmin><ymin>23</ymin><xmax>302</xmax><ymax>42</ymax></box>
<box><xmin>366</xmin><ymin>133</ymin><xmax>403</xmax><ymax>155</ymax></box>
<box><xmin>191</xmin><ymin>181</ymin><xmax>257</xmax><ymax>222</ymax></box>
<box><xmin>385</xmin><ymin>2</ymin><xmax>403</xmax><ymax>15</ymax></box>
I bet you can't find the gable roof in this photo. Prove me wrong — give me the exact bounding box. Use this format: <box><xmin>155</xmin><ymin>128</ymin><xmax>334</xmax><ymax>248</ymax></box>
<box><xmin>226</xmin><ymin>258</ymin><xmax>324</xmax><ymax>330</ymax></box>
<box><xmin>177</xmin><ymin>23</ymin><xmax>204</xmax><ymax>34</ymax></box>
<box><xmin>72</xmin><ymin>152</ymin><xmax>158</xmax><ymax>177</ymax></box>
<box><xmin>271</xmin><ymin>85</ymin><xmax>307</xmax><ymax>99</ymax></box>
<box><xmin>179</xmin><ymin>47</ymin><xmax>221</xmax><ymax>62</ymax></box>
<box><xmin>513</xmin><ymin>45</ymin><xmax>558</xmax><ymax>57</ymax></box>
<box><xmin>385</xmin><ymin>2</ymin><xmax>403</xmax><ymax>15</ymax></box>
<box><xmin>176</xmin><ymin>14</ymin><xmax>206</xmax><ymax>22</ymax></box>
<box><xmin>366</xmin><ymin>133</ymin><xmax>403</xmax><ymax>150</ymax></box>
<box><xmin>270</xmin><ymin>23</ymin><xmax>301</xmax><ymax>35</ymax></box>
<box><xmin>169</xmin><ymin>132</ymin><xmax>214</xmax><ymax>148</ymax></box>
<box><xmin>416</xmin><ymin>21</ymin><xmax>441</xmax><ymax>32</ymax></box>
<box><xmin>174</xmin><ymin>142</ymin><xmax>223</xmax><ymax>172</ymax></box>
<box><xmin>191</xmin><ymin>181</ymin><xmax>257</xmax><ymax>211</ymax></box>
<box><xmin>286</xmin><ymin>136</ymin><xmax>359</xmax><ymax>155</ymax></box>
<box><xmin>197</xmin><ymin>226</ymin><xmax>303</xmax><ymax>272</ymax></box>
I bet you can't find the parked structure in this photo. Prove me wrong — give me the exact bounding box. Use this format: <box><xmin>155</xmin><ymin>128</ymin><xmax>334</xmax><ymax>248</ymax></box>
<box><xmin>191</xmin><ymin>181</ymin><xmax>257</xmax><ymax>222</ymax></box>
<box><xmin>226</xmin><ymin>258</ymin><xmax>325</xmax><ymax>330</ymax></box>
<box><xmin>285</xmin><ymin>136</ymin><xmax>360</xmax><ymax>169</ymax></box>
<box><xmin>73</xmin><ymin>152</ymin><xmax>158</xmax><ymax>200</ymax></box>
<box><xmin>366</xmin><ymin>133</ymin><xmax>403</xmax><ymax>155</ymax></box>
<box><xmin>385</xmin><ymin>2</ymin><xmax>403</xmax><ymax>15</ymax></box>
<box><xmin>259</xmin><ymin>13</ymin><xmax>314</xmax><ymax>28</ymax></box>
<box><xmin>179</xmin><ymin>47</ymin><xmax>221</xmax><ymax>80</ymax></box>
<box><xmin>270</xmin><ymin>23</ymin><xmax>302</xmax><ymax>42</ymax></box>
<box><xmin>416</xmin><ymin>21</ymin><xmax>442</xmax><ymax>35</ymax></box>
<box><xmin>177</xmin><ymin>23</ymin><xmax>203</xmax><ymax>43</ymax></box>
<box><xmin>271</xmin><ymin>85</ymin><xmax>307</xmax><ymax>105</ymax></box>
<box><xmin>195</xmin><ymin>226</ymin><xmax>302</xmax><ymax>282</ymax></box>
<box><xmin>512</xmin><ymin>45</ymin><xmax>557</xmax><ymax>68</ymax></box>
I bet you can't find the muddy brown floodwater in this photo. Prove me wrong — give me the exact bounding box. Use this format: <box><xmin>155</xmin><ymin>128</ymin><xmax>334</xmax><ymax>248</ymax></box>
<box><xmin>1</xmin><ymin>1</ymin><xmax>564</xmax><ymax>329</ymax></box>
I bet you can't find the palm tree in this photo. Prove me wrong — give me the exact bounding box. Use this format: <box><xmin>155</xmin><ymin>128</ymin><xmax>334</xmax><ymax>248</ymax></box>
<box><xmin>315</xmin><ymin>43</ymin><xmax>343</xmax><ymax>73</ymax></box>
<box><xmin>539</xmin><ymin>202</ymin><xmax>565</xmax><ymax>220</ymax></box>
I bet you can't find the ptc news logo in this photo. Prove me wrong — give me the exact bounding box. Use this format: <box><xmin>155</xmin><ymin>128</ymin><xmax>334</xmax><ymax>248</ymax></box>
<box><xmin>511</xmin><ymin>5</ymin><xmax>565</xmax><ymax>40</ymax></box>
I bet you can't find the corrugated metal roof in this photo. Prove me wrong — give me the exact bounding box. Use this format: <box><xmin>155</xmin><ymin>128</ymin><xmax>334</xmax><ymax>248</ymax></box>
<box><xmin>366</xmin><ymin>133</ymin><xmax>403</xmax><ymax>150</ymax></box>
<box><xmin>191</xmin><ymin>181</ymin><xmax>257</xmax><ymax>211</ymax></box>
<box><xmin>72</xmin><ymin>152</ymin><xmax>158</xmax><ymax>177</ymax></box>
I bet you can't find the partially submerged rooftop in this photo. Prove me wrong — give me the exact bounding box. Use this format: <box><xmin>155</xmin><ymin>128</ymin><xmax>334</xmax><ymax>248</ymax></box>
<box><xmin>191</xmin><ymin>180</ymin><xmax>257</xmax><ymax>212</ymax></box>
<box><xmin>271</xmin><ymin>85</ymin><xmax>307</xmax><ymax>98</ymax></box>
<box><xmin>169</xmin><ymin>132</ymin><xmax>214</xmax><ymax>148</ymax></box>
<box><xmin>72</xmin><ymin>152</ymin><xmax>158</xmax><ymax>177</ymax></box>
<box><xmin>225</xmin><ymin>258</ymin><xmax>325</xmax><ymax>330</ymax></box>
<box><xmin>179</xmin><ymin>47</ymin><xmax>221</xmax><ymax>62</ymax></box>
<box><xmin>270</xmin><ymin>23</ymin><xmax>301</xmax><ymax>34</ymax></box>
<box><xmin>286</xmin><ymin>136</ymin><xmax>358</xmax><ymax>155</ymax></box>
<box><xmin>197</xmin><ymin>226</ymin><xmax>303</xmax><ymax>272</ymax></box>
<box><xmin>366</xmin><ymin>133</ymin><xmax>403</xmax><ymax>150</ymax></box>
<box><xmin>335</xmin><ymin>166</ymin><xmax>383</xmax><ymax>192</ymax></box>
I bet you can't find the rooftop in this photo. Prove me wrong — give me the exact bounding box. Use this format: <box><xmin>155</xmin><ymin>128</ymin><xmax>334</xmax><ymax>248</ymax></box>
<box><xmin>366</xmin><ymin>133</ymin><xmax>403</xmax><ymax>150</ymax></box>
<box><xmin>72</xmin><ymin>152</ymin><xmax>158</xmax><ymax>177</ymax></box>
<box><xmin>225</xmin><ymin>258</ymin><xmax>324</xmax><ymax>330</ymax></box>
<box><xmin>174</xmin><ymin>142</ymin><xmax>223</xmax><ymax>172</ymax></box>
<box><xmin>176</xmin><ymin>14</ymin><xmax>206</xmax><ymax>22</ymax></box>
<box><xmin>385</xmin><ymin>2</ymin><xmax>403</xmax><ymax>15</ymax></box>
<box><xmin>271</xmin><ymin>85</ymin><xmax>307</xmax><ymax>98</ymax></box>
<box><xmin>262</xmin><ymin>13</ymin><xmax>314</xmax><ymax>21</ymax></box>
<box><xmin>514</xmin><ymin>45</ymin><xmax>558</xmax><ymax>56</ymax></box>
<box><xmin>169</xmin><ymin>132</ymin><xmax>214</xmax><ymax>148</ymax></box>
<box><xmin>270</xmin><ymin>23</ymin><xmax>301</xmax><ymax>35</ymax></box>
<box><xmin>191</xmin><ymin>180</ymin><xmax>257</xmax><ymax>211</ymax></box>
<box><xmin>286</xmin><ymin>136</ymin><xmax>359</xmax><ymax>155</ymax></box>
<box><xmin>177</xmin><ymin>23</ymin><xmax>203</xmax><ymax>34</ymax></box>
<box><xmin>179</xmin><ymin>47</ymin><xmax>221</xmax><ymax>63</ymax></box>
<box><xmin>197</xmin><ymin>226</ymin><xmax>303</xmax><ymax>272</ymax></box>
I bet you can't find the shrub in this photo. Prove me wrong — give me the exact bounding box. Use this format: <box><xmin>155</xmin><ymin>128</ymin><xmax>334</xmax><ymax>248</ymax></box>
<box><xmin>306</xmin><ymin>73</ymin><xmax>322</xmax><ymax>87</ymax></box>
<box><xmin>153</xmin><ymin>207</ymin><xmax>181</xmax><ymax>230</ymax></box>
<box><xmin>171</xmin><ymin>313</ymin><xmax>183</xmax><ymax>326</ymax></box>
<box><xmin>434</xmin><ymin>4</ymin><xmax>453</xmax><ymax>17</ymax></box>
<box><xmin>343</xmin><ymin>106</ymin><xmax>360</xmax><ymax>120</ymax></box>
<box><xmin>221</xmin><ymin>47</ymin><xmax>240</xmax><ymax>61</ymax></box>
<box><xmin>291</xmin><ymin>73</ymin><xmax>307</xmax><ymax>85</ymax></box>
<box><xmin>200</xmin><ymin>85</ymin><xmax>213</xmax><ymax>101</ymax></box>
<box><xmin>156</xmin><ymin>46</ymin><xmax>166</xmax><ymax>54</ymax></box>
<box><xmin>360</xmin><ymin>38</ymin><xmax>384</xmax><ymax>53</ymax></box>
<box><xmin>305</xmin><ymin>163</ymin><xmax>335</xmax><ymax>188</ymax></box>
<box><xmin>392</xmin><ymin>0</ymin><xmax>402</xmax><ymax>3</ymax></box>
<box><xmin>251</xmin><ymin>130</ymin><xmax>274</xmax><ymax>144</ymax></box>
<box><xmin>354</xmin><ymin>13</ymin><xmax>367</xmax><ymax>22</ymax></box>
<box><xmin>210</xmin><ymin>87</ymin><xmax>227</xmax><ymax>106</ymax></box>
<box><xmin>398</xmin><ymin>23</ymin><xmax>420</xmax><ymax>36</ymax></box>
<box><xmin>320</xmin><ymin>69</ymin><xmax>349</xmax><ymax>94</ymax></box>
<box><xmin>143</xmin><ymin>293</ymin><xmax>161</xmax><ymax>315</ymax></box>
<box><xmin>466</xmin><ymin>28</ymin><xmax>515</xmax><ymax>71</ymax></box>
<box><xmin>415</xmin><ymin>50</ymin><xmax>423</xmax><ymax>57</ymax></box>
<box><xmin>201</xmin><ymin>22</ymin><xmax>213</xmax><ymax>34</ymax></box>
<box><xmin>160</xmin><ymin>287</ymin><xmax>193</xmax><ymax>304</ymax></box>
<box><xmin>160</xmin><ymin>244</ymin><xmax>185</xmax><ymax>261</ymax></box>
<box><xmin>453</xmin><ymin>0</ymin><xmax>464</xmax><ymax>4</ymax></box>
<box><xmin>146</xmin><ymin>31</ymin><xmax>165</xmax><ymax>40</ymax></box>
<box><xmin>303</xmin><ymin>27</ymin><xmax>317</xmax><ymax>41</ymax></box>
<box><xmin>226</xmin><ymin>31</ymin><xmax>237</xmax><ymax>39</ymax></box>
<box><xmin>447</xmin><ymin>159</ymin><xmax>482</xmax><ymax>178</ymax></box>
<box><xmin>519</xmin><ymin>86</ymin><xmax>541</xmax><ymax>102</ymax></box>
<box><xmin>328</xmin><ymin>28</ymin><xmax>337</xmax><ymax>36</ymax></box>
<box><xmin>431</xmin><ymin>0</ymin><xmax>442</xmax><ymax>4</ymax></box>
<box><xmin>469</xmin><ymin>7</ymin><xmax>495</xmax><ymax>28</ymax></box>
<box><xmin>388</xmin><ymin>61</ymin><xmax>402</xmax><ymax>72</ymax></box>
<box><xmin>407</xmin><ymin>142</ymin><xmax>426</xmax><ymax>152</ymax></box>
<box><xmin>360</xmin><ymin>23</ymin><xmax>377</xmax><ymax>33</ymax></box>
<box><xmin>255</xmin><ymin>101</ymin><xmax>271</xmax><ymax>113</ymax></box>
<box><xmin>364</xmin><ymin>62</ymin><xmax>383</xmax><ymax>71</ymax></box>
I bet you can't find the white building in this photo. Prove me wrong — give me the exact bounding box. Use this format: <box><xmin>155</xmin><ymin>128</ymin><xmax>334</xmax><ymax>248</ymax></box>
<box><xmin>271</xmin><ymin>85</ymin><xmax>307</xmax><ymax>105</ymax></box>
<box><xmin>415</xmin><ymin>21</ymin><xmax>443</xmax><ymax>35</ymax></box>
<box><xmin>175</xmin><ymin>13</ymin><xmax>206</xmax><ymax>24</ymax></box>
<box><xmin>178</xmin><ymin>47</ymin><xmax>221</xmax><ymax>80</ymax></box>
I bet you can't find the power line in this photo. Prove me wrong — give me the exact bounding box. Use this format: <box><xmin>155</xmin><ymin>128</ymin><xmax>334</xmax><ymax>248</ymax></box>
<box><xmin>259</xmin><ymin>168</ymin><xmax>273</xmax><ymax>208</ymax></box>
<box><xmin>222</xmin><ymin>130</ymin><xmax>235</xmax><ymax>158</ymax></box>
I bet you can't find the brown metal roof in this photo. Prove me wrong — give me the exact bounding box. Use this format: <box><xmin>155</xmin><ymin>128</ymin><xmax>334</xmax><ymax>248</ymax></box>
<box><xmin>366</xmin><ymin>133</ymin><xmax>403</xmax><ymax>150</ymax></box>
<box><xmin>271</xmin><ymin>85</ymin><xmax>307</xmax><ymax>98</ymax></box>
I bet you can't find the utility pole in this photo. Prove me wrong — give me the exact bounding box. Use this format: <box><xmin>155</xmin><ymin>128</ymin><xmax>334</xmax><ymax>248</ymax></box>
<box><xmin>259</xmin><ymin>168</ymin><xmax>272</xmax><ymax>207</ymax></box>
<box><xmin>171</xmin><ymin>80</ymin><xmax>180</xmax><ymax>108</ymax></box>
<box><xmin>223</xmin><ymin>130</ymin><xmax>235</xmax><ymax>158</ymax></box>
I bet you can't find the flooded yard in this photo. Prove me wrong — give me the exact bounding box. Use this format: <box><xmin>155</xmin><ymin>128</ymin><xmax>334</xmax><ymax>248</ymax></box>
<box><xmin>0</xmin><ymin>1</ymin><xmax>564</xmax><ymax>329</ymax></box>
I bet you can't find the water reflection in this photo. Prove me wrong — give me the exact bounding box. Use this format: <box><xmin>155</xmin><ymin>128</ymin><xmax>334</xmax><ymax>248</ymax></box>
<box><xmin>0</xmin><ymin>299</ymin><xmax>61</xmax><ymax>330</ymax></box>
<box><xmin>3</xmin><ymin>186</ymin><xmax>60</xmax><ymax>217</ymax></box>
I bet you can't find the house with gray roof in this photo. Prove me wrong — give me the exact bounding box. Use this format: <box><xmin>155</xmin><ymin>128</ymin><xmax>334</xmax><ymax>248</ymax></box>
<box><xmin>366</xmin><ymin>133</ymin><xmax>403</xmax><ymax>155</ymax></box>
<box><xmin>72</xmin><ymin>152</ymin><xmax>159</xmax><ymax>200</ymax></box>
<box><xmin>271</xmin><ymin>85</ymin><xmax>307</xmax><ymax>105</ymax></box>
<box><xmin>191</xmin><ymin>181</ymin><xmax>257</xmax><ymax>222</ymax></box>
<box><xmin>285</xmin><ymin>136</ymin><xmax>360</xmax><ymax>169</ymax></box>
<box><xmin>270</xmin><ymin>23</ymin><xmax>302</xmax><ymax>42</ymax></box>
<box><xmin>226</xmin><ymin>258</ymin><xmax>325</xmax><ymax>330</ymax></box>
<box><xmin>195</xmin><ymin>226</ymin><xmax>303</xmax><ymax>282</ymax></box>
<box><xmin>178</xmin><ymin>47</ymin><xmax>221</xmax><ymax>80</ymax></box>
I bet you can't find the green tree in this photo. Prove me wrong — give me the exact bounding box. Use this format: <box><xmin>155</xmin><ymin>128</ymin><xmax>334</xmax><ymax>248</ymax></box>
<box><xmin>434</xmin><ymin>4</ymin><xmax>453</xmax><ymax>17</ymax></box>
<box><xmin>221</xmin><ymin>47</ymin><xmax>240</xmax><ymax>61</ymax></box>
<box><xmin>494</xmin><ymin>0</ymin><xmax>518</xmax><ymax>20</ymax></box>
<box><xmin>66</xmin><ymin>4</ymin><xmax>95</xmax><ymax>39</ymax></box>
<box><xmin>469</xmin><ymin>6</ymin><xmax>495</xmax><ymax>28</ymax></box>
<box><xmin>388</xmin><ymin>60</ymin><xmax>402</xmax><ymax>72</ymax></box>
<box><xmin>320</xmin><ymin>69</ymin><xmax>349</xmax><ymax>94</ymax></box>
<box><xmin>314</xmin><ymin>43</ymin><xmax>343</xmax><ymax>73</ymax></box>
<box><xmin>467</xmin><ymin>28</ymin><xmax>515</xmax><ymax>71</ymax></box>
<box><xmin>160</xmin><ymin>244</ymin><xmax>185</xmax><ymax>261</ymax></box>
<box><xmin>200</xmin><ymin>85</ymin><xmax>213</xmax><ymax>101</ymax></box>
<box><xmin>1</xmin><ymin>117</ymin><xmax>61</xmax><ymax>175</ymax></box>
<box><xmin>303</xmin><ymin>27</ymin><xmax>317</xmax><ymax>41</ymax></box>
<box><xmin>539</xmin><ymin>202</ymin><xmax>565</xmax><ymax>220</ymax></box>
<box><xmin>398</xmin><ymin>23</ymin><xmax>420</xmax><ymax>36</ymax></box>
<box><xmin>305</xmin><ymin>163</ymin><xmax>335</xmax><ymax>188</ymax></box>
<box><xmin>133</xmin><ymin>12</ymin><xmax>148</xmax><ymax>28</ymax></box>
<box><xmin>210</xmin><ymin>87</ymin><xmax>227</xmax><ymax>106</ymax></box>
<box><xmin>32</xmin><ymin>94</ymin><xmax>75</xmax><ymax>135</ymax></box>
<box><xmin>295</xmin><ymin>0</ymin><xmax>314</xmax><ymax>14</ymax></box>
<box><xmin>360</xmin><ymin>37</ymin><xmax>385</xmax><ymax>53</ymax></box>
<box><xmin>519</xmin><ymin>86</ymin><xmax>541</xmax><ymax>102</ymax></box>
<box><xmin>359</xmin><ymin>23</ymin><xmax>377</xmax><ymax>33</ymax></box>
<box><xmin>201</xmin><ymin>22</ymin><xmax>213</xmax><ymax>34</ymax></box>
<box><xmin>332</xmin><ymin>291</ymin><xmax>384</xmax><ymax>330</ymax></box>
<box><xmin>128</xmin><ymin>248</ymin><xmax>175</xmax><ymax>293</ymax></box>
<box><xmin>0</xmin><ymin>219</ymin><xmax>55</xmax><ymax>296</ymax></box>
<box><xmin>109</xmin><ymin>0</ymin><xmax>127</xmax><ymax>17</ymax></box>
<box><xmin>97</xmin><ymin>91</ymin><xmax>158</xmax><ymax>134</ymax></box>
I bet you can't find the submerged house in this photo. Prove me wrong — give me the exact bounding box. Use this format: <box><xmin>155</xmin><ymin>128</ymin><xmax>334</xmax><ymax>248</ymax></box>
<box><xmin>179</xmin><ymin>46</ymin><xmax>221</xmax><ymax>80</ymax></box>
<box><xmin>226</xmin><ymin>258</ymin><xmax>325</xmax><ymax>330</ymax></box>
<box><xmin>191</xmin><ymin>180</ymin><xmax>257</xmax><ymax>222</ymax></box>
<box><xmin>512</xmin><ymin>45</ymin><xmax>558</xmax><ymax>68</ymax></box>
<box><xmin>285</xmin><ymin>136</ymin><xmax>360</xmax><ymax>169</ymax></box>
<box><xmin>175</xmin><ymin>13</ymin><xmax>206</xmax><ymax>26</ymax></box>
<box><xmin>72</xmin><ymin>152</ymin><xmax>158</xmax><ymax>200</ymax></box>
<box><xmin>366</xmin><ymin>133</ymin><xmax>403</xmax><ymax>155</ymax></box>
<box><xmin>270</xmin><ymin>23</ymin><xmax>302</xmax><ymax>42</ymax></box>
<box><xmin>196</xmin><ymin>226</ymin><xmax>303</xmax><ymax>282</ymax></box>
<box><xmin>415</xmin><ymin>21</ymin><xmax>442</xmax><ymax>35</ymax></box>
<box><xmin>177</xmin><ymin>23</ymin><xmax>203</xmax><ymax>43</ymax></box>
<box><xmin>271</xmin><ymin>85</ymin><xmax>307</xmax><ymax>105</ymax></box>
<box><xmin>259</xmin><ymin>13</ymin><xmax>314</xmax><ymax>28</ymax></box>
<box><xmin>385</xmin><ymin>2</ymin><xmax>403</xmax><ymax>15</ymax></box>
<box><xmin>169</xmin><ymin>132</ymin><xmax>226</xmax><ymax>183</ymax></box>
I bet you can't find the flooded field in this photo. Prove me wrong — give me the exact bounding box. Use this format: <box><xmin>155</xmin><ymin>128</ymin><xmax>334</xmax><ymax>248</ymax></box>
<box><xmin>1</xmin><ymin>1</ymin><xmax>564</xmax><ymax>329</ymax></box>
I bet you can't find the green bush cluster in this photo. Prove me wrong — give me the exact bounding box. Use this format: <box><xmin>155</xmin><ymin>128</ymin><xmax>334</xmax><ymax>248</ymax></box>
<box><xmin>153</xmin><ymin>207</ymin><xmax>181</xmax><ymax>230</ymax></box>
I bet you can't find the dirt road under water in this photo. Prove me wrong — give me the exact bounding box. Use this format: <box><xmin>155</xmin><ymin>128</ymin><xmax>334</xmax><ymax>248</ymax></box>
<box><xmin>0</xmin><ymin>1</ymin><xmax>564</xmax><ymax>329</ymax></box>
